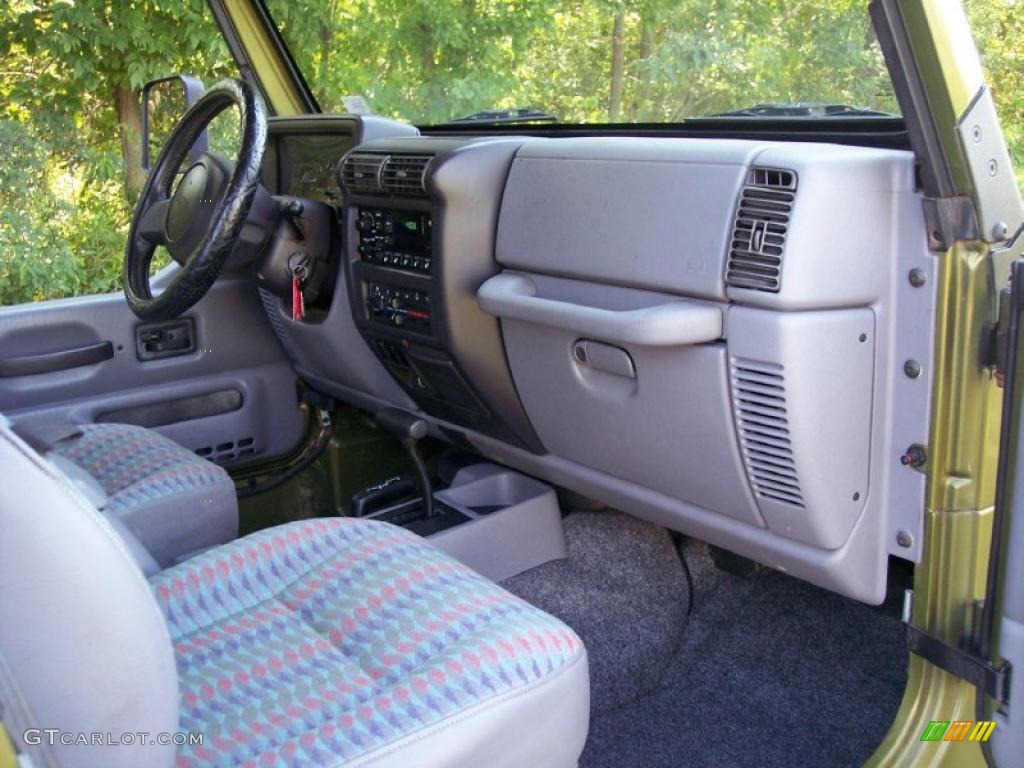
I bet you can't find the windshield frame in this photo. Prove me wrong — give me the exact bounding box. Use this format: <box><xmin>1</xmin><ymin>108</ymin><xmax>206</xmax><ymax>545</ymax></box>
<box><xmin>207</xmin><ymin>0</ymin><xmax>319</xmax><ymax>115</ymax></box>
<box><xmin>246</xmin><ymin>0</ymin><xmax>907</xmax><ymax>129</ymax></box>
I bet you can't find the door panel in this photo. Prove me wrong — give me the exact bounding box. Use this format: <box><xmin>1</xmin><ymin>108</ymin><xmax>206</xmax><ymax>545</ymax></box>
<box><xmin>0</xmin><ymin>277</ymin><xmax>305</xmax><ymax>465</ymax></box>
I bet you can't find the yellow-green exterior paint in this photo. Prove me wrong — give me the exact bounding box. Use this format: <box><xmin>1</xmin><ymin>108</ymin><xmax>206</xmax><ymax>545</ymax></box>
<box><xmin>0</xmin><ymin>723</ymin><xmax>16</xmax><ymax>768</ymax></box>
<box><xmin>925</xmin><ymin>242</ymin><xmax>1003</xmax><ymax>517</ymax></box>
<box><xmin>918</xmin><ymin>0</ymin><xmax>984</xmax><ymax>118</ymax></box>
<box><xmin>896</xmin><ymin>0</ymin><xmax>986</xmax><ymax>193</ymax></box>
<box><xmin>219</xmin><ymin>0</ymin><xmax>306</xmax><ymax>116</ymax></box>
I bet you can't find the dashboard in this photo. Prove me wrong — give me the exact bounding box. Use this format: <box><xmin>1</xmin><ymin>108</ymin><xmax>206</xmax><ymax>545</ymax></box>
<box><xmin>255</xmin><ymin>114</ymin><xmax>937</xmax><ymax>606</ymax></box>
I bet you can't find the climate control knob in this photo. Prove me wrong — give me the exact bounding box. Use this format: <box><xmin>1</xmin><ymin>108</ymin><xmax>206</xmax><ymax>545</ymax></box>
<box><xmin>357</xmin><ymin>211</ymin><xmax>375</xmax><ymax>233</ymax></box>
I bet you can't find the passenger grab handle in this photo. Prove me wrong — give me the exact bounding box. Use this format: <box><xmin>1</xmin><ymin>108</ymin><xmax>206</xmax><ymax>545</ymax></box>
<box><xmin>477</xmin><ymin>272</ymin><xmax>722</xmax><ymax>347</ymax></box>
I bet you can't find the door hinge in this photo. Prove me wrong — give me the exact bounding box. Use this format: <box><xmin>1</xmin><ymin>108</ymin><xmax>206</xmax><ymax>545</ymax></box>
<box><xmin>922</xmin><ymin>195</ymin><xmax>980</xmax><ymax>252</ymax></box>
<box><xmin>905</xmin><ymin>621</ymin><xmax>1011</xmax><ymax>705</ymax></box>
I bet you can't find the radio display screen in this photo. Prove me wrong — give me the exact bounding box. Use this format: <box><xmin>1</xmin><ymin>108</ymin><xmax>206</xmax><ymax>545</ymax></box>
<box><xmin>391</xmin><ymin>212</ymin><xmax>431</xmax><ymax>256</ymax></box>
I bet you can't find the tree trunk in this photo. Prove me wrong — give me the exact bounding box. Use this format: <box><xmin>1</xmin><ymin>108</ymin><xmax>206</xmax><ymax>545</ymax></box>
<box><xmin>418</xmin><ymin>23</ymin><xmax>437</xmax><ymax>71</ymax></box>
<box><xmin>630</xmin><ymin>18</ymin><xmax>654</xmax><ymax>121</ymax></box>
<box><xmin>116</xmin><ymin>86</ymin><xmax>145</xmax><ymax>199</ymax></box>
<box><xmin>608</xmin><ymin>8</ymin><xmax>626</xmax><ymax>122</ymax></box>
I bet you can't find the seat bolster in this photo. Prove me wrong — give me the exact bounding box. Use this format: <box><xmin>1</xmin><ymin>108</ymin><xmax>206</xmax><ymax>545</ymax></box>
<box><xmin>350</xmin><ymin>648</ymin><xmax>590</xmax><ymax>768</ymax></box>
<box><xmin>111</xmin><ymin>472</ymin><xmax>238</xmax><ymax>568</ymax></box>
<box><xmin>50</xmin><ymin>422</ymin><xmax>240</xmax><ymax>567</ymax></box>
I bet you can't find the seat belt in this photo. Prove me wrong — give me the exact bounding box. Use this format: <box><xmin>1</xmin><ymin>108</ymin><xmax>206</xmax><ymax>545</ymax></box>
<box><xmin>9</xmin><ymin>419</ymin><xmax>82</xmax><ymax>454</ymax></box>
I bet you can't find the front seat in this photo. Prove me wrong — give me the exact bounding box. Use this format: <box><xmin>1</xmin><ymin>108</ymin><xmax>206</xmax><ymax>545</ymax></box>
<box><xmin>0</xmin><ymin>421</ymin><xmax>590</xmax><ymax>768</ymax></box>
<box><xmin>13</xmin><ymin>419</ymin><xmax>238</xmax><ymax>570</ymax></box>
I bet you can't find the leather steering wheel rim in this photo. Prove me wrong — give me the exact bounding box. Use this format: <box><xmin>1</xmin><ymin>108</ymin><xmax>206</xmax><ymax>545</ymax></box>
<box><xmin>123</xmin><ymin>78</ymin><xmax>267</xmax><ymax>321</ymax></box>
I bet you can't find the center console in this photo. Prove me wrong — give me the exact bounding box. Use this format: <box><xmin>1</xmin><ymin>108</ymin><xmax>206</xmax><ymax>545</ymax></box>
<box><xmin>338</xmin><ymin>137</ymin><xmax>543</xmax><ymax>452</ymax></box>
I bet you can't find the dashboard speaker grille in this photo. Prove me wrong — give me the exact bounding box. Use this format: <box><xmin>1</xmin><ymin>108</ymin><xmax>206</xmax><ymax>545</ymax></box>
<box><xmin>339</xmin><ymin>152</ymin><xmax>388</xmax><ymax>195</ymax></box>
<box><xmin>380</xmin><ymin>154</ymin><xmax>432</xmax><ymax>196</ymax></box>
<box><xmin>730</xmin><ymin>357</ymin><xmax>805</xmax><ymax>508</ymax></box>
<box><xmin>726</xmin><ymin>167</ymin><xmax>797</xmax><ymax>293</ymax></box>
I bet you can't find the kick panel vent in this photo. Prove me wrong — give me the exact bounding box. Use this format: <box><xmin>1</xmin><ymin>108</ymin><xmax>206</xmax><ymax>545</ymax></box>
<box><xmin>730</xmin><ymin>358</ymin><xmax>805</xmax><ymax>508</ymax></box>
<box><xmin>339</xmin><ymin>152</ymin><xmax>388</xmax><ymax>195</ymax></box>
<box><xmin>380</xmin><ymin>154</ymin><xmax>432</xmax><ymax>196</ymax></box>
<box><xmin>726</xmin><ymin>167</ymin><xmax>797</xmax><ymax>293</ymax></box>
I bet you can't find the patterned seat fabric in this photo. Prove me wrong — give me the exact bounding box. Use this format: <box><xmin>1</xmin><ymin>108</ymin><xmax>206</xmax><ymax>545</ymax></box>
<box><xmin>150</xmin><ymin>517</ymin><xmax>585</xmax><ymax>768</ymax></box>
<box><xmin>52</xmin><ymin>423</ymin><xmax>237</xmax><ymax>567</ymax></box>
<box><xmin>51</xmin><ymin>423</ymin><xmax>228</xmax><ymax>515</ymax></box>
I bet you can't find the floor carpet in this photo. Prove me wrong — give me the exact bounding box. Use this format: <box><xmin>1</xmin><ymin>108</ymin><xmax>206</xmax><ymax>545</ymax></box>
<box><xmin>504</xmin><ymin>511</ymin><xmax>908</xmax><ymax>768</ymax></box>
<box><xmin>502</xmin><ymin>510</ymin><xmax>690</xmax><ymax>713</ymax></box>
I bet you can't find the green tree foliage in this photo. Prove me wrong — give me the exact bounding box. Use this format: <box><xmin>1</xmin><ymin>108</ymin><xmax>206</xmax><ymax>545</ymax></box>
<box><xmin>0</xmin><ymin>0</ymin><xmax>234</xmax><ymax>304</ymax></box>
<box><xmin>0</xmin><ymin>0</ymin><xmax>1021</xmax><ymax>307</ymax></box>
<box><xmin>279</xmin><ymin>0</ymin><xmax>899</xmax><ymax>121</ymax></box>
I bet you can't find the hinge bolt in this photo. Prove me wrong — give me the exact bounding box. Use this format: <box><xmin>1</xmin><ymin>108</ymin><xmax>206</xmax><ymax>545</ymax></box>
<box><xmin>908</xmin><ymin>268</ymin><xmax>926</xmax><ymax>288</ymax></box>
<box><xmin>897</xmin><ymin>530</ymin><xmax>914</xmax><ymax>549</ymax></box>
<box><xmin>904</xmin><ymin>360</ymin><xmax>922</xmax><ymax>379</ymax></box>
<box><xmin>900</xmin><ymin>444</ymin><xmax>927</xmax><ymax>469</ymax></box>
<box><xmin>992</xmin><ymin>220</ymin><xmax>1009</xmax><ymax>241</ymax></box>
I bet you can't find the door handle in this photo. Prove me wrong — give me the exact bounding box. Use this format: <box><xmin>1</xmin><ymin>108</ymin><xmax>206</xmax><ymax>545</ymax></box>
<box><xmin>0</xmin><ymin>341</ymin><xmax>114</xmax><ymax>377</ymax></box>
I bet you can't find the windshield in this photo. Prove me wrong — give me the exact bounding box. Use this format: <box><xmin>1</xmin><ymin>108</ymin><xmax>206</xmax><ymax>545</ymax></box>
<box><xmin>264</xmin><ymin>0</ymin><xmax>900</xmax><ymax>125</ymax></box>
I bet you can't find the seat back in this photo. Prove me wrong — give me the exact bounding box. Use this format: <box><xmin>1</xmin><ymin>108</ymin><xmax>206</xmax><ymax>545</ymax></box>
<box><xmin>0</xmin><ymin>420</ymin><xmax>179</xmax><ymax>768</ymax></box>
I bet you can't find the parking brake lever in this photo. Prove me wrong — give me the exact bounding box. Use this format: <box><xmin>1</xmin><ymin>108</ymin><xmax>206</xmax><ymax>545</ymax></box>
<box><xmin>376</xmin><ymin>408</ymin><xmax>434</xmax><ymax>518</ymax></box>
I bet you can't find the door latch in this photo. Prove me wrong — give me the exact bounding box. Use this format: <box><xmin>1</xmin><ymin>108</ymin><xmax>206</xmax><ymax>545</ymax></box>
<box><xmin>136</xmin><ymin>318</ymin><xmax>195</xmax><ymax>361</ymax></box>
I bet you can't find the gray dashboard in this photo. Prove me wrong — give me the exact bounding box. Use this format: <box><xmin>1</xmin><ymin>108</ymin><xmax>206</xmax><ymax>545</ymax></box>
<box><xmin>262</xmin><ymin>116</ymin><xmax>936</xmax><ymax>604</ymax></box>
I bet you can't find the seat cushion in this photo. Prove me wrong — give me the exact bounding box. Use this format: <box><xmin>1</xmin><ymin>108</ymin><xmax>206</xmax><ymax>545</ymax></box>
<box><xmin>150</xmin><ymin>517</ymin><xmax>589</xmax><ymax>768</ymax></box>
<box><xmin>52</xmin><ymin>423</ymin><xmax>237</xmax><ymax>567</ymax></box>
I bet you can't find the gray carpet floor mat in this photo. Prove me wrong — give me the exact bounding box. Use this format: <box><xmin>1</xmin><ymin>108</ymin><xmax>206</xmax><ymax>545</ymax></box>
<box><xmin>503</xmin><ymin>511</ymin><xmax>908</xmax><ymax>768</ymax></box>
<box><xmin>502</xmin><ymin>510</ymin><xmax>690</xmax><ymax>713</ymax></box>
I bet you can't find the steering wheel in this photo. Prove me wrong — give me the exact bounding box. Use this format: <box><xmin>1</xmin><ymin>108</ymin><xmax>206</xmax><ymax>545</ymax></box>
<box><xmin>124</xmin><ymin>78</ymin><xmax>267</xmax><ymax>321</ymax></box>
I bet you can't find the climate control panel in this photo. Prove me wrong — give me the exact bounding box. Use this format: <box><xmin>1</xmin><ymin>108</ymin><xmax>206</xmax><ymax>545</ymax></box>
<box><xmin>356</xmin><ymin>208</ymin><xmax>433</xmax><ymax>274</ymax></box>
<box><xmin>366</xmin><ymin>282</ymin><xmax>432</xmax><ymax>333</ymax></box>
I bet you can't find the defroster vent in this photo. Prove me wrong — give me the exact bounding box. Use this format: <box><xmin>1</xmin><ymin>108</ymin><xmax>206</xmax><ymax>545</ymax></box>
<box><xmin>730</xmin><ymin>358</ymin><xmax>805</xmax><ymax>508</ymax></box>
<box><xmin>726</xmin><ymin>167</ymin><xmax>797</xmax><ymax>293</ymax></box>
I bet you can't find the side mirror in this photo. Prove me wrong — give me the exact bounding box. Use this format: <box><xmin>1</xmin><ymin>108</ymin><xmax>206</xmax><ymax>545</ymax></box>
<box><xmin>141</xmin><ymin>75</ymin><xmax>207</xmax><ymax>171</ymax></box>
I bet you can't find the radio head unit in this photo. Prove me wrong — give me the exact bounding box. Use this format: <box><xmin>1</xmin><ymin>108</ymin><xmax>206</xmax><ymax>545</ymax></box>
<box><xmin>356</xmin><ymin>207</ymin><xmax>432</xmax><ymax>274</ymax></box>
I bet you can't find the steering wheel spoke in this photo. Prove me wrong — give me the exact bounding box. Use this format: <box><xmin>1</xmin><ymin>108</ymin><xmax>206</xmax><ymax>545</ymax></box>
<box><xmin>137</xmin><ymin>198</ymin><xmax>170</xmax><ymax>244</ymax></box>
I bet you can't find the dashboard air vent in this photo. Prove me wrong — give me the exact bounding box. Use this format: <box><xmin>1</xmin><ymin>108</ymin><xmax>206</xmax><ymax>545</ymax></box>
<box><xmin>339</xmin><ymin>152</ymin><xmax>387</xmax><ymax>195</ymax></box>
<box><xmin>748</xmin><ymin>167</ymin><xmax>796</xmax><ymax>190</ymax></box>
<box><xmin>380</xmin><ymin>154</ymin><xmax>432</xmax><ymax>196</ymax></box>
<box><xmin>726</xmin><ymin>167</ymin><xmax>797</xmax><ymax>293</ymax></box>
<box><xmin>730</xmin><ymin>358</ymin><xmax>805</xmax><ymax>509</ymax></box>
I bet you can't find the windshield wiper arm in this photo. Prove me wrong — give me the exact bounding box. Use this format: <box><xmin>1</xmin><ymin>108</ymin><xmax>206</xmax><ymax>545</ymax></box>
<box><xmin>709</xmin><ymin>103</ymin><xmax>896</xmax><ymax>118</ymax></box>
<box><xmin>430</xmin><ymin>107</ymin><xmax>559</xmax><ymax>127</ymax></box>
